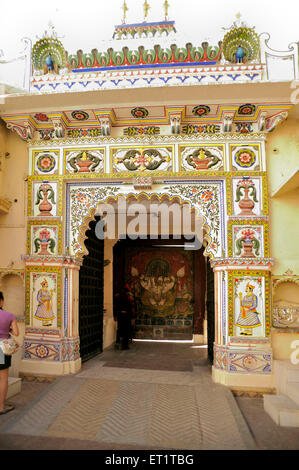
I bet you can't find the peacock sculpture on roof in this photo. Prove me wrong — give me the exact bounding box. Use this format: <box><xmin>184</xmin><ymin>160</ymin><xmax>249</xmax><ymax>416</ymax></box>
<box><xmin>32</xmin><ymin>22</ymin><xmax>68</xmax><ymax>75</ymax></box>
<box><xmin>222</xmin><ymin>13</ymin><xmax>260</xmax><ymax>64</ymax></box>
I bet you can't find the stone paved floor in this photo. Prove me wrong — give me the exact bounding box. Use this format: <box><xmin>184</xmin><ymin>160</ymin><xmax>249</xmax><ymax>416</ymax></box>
<box><xmin>1</xmin><ymin>341</ymin><xmax>299</xmax><ymax>451</ymax></box>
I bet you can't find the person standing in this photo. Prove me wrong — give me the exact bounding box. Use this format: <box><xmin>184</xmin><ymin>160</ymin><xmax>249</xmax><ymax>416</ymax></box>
<box><xmin>114</xmin><ymin>284</ymin><xmax>135</xmax><ymax>350</ymax></box>
<box><xmin>0</xmin><ymin>291</ymin><xmax>19</xmax><ymax>414</ymax></box>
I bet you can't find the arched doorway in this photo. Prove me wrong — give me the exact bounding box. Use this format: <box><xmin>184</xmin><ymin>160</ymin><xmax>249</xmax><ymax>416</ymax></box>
<box><xmin>71</xmin><ymin>187</ymin><xmax>221</xmax><ymax>368</ymax></box>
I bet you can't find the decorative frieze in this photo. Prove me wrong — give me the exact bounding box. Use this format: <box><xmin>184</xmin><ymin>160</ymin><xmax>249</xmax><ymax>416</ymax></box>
<box><xmin>227</xmin><ymin>270</ymin><xmax>271</xmax><ymax>337</ymax></box>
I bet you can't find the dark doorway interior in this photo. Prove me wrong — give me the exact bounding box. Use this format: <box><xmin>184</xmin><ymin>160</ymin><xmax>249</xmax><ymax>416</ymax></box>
<box><xmin>113</xmin><ymin>236</ymin><xmax>207</xmax><ymax>341</ymax></box>
<box><xmin>79</xmin><ymin>216</ymin><xmax>104</xmax><ymax>362</ymax></box>
<box><xmin>206</xmin><ymin>259</ymin><xmax>215</xmax><ymax>363</ymax></box>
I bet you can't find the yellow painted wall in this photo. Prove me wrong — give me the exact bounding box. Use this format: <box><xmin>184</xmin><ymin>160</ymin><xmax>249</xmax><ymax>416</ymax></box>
<box><xmin>266</xmin><ymin>117</ymin><xmax>299</xmax><ymax>360</ymax></box>
<box><xmin>266</xmin><ymin>117</ymin><xmax>299</xmax><ymax>275</ymax></box>
<box><xmin>0</xmin><ymin>119</ymin><xmax>27</xmax><ymax>269</ymax></box>
<box><xmin>0</xmin><ymin>120</ymin><xmax>27</xmax><ymax>377</ymax></box>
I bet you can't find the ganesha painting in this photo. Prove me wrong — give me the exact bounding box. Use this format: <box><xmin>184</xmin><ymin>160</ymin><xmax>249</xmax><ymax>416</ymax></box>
<box><xmin>125</xmin><ymin>248</ymin><xmax>194</xmax><ymax>339</ymax></box>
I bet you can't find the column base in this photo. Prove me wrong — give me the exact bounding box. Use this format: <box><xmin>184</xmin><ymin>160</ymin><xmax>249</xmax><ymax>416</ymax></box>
<box><xmin>213</xmin><ymin>339</ymin><xmax>274</xmax><ymax>391</ymax></box>
<box><xmin>212</xmin><ymin>366</ymin><xmax>274</xmax><ymax>390</ymax></box>
<box><xmin>19</xmin><ymin>358</ymin><xmax>82</xmax><ymax>378</ymax></box>
<box><xmin>7</xmin><ymin>377</ymin><xmax>22</xmax><ymax>399</ymax></box>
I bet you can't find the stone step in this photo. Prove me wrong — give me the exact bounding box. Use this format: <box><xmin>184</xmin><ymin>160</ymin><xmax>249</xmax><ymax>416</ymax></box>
<box><xmin>273</xmin><ymin>361</ymin><xmax>299</xmax><ymax>394</ymax></box>
<box><xmin>287</xmin><ymin>367</ymin><xmax>299</xmax><ymax>383</ymax></box>
<box><xmin>287</xmin><ymin>383</ymin><xmax>299</xmax><ymax>407</ymax></box>
<box><xmin>7</xmin><ymin>377</ymin><xmax>22</xmax><ymax>399</ymax></box>
<box><xmin>264</xmin><ymin>394</ymin><xmax>299</xmax><ymax>427</ymax></box>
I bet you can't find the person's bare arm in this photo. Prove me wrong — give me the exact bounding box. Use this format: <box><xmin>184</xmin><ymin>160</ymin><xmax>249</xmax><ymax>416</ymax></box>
<box><xmin>10</xmin><ymin>319</ymin><xmax>19</xmax><ymax>337</ymax></box>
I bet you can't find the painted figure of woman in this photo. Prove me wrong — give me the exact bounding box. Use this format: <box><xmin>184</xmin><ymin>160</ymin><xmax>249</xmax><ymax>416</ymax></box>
<box><xmin>236</xmin><ymin>283</ymin><xmax>261</xmax><ymax>336</ymax></box>
<box><xmin>34</xmin><ymin>279</ymin><xmax>55</xmax><ymax>327</ymax></box>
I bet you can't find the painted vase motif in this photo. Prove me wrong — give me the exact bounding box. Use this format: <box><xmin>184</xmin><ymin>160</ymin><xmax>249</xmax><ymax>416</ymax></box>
<box><xmin>35</xmin><ymin>183</ymin><xmax>56</xmax><ymax>216</ymax></box>
<box><xmin>68</xmin><ymin>150</ymin><xmax>101</xmax><ymax>173</ymax></box>
<box><xmin>186</xmin><ymin>148</ymin><xmax>221</xmax><ymax>170</ymax></box>
<box><xmin>34</xmin><ymin>228</ymin><xmax>56</xmax><ymax>255</ymax></box>
<box><xmin>235</xmin><ymin>179</ymin><xmax>258</xmax><ymax>216</ymax></box>
<box><xmin>236</xmin><ymin>229</ymin><xmax>260</xmax><ymax>258</ymax></box>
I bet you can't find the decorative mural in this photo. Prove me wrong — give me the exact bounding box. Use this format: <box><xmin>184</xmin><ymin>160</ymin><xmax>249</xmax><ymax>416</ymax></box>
<box><xmin>31</xmin><ymin>226</ymin><xmax>58</xmax><ymax>256</ymax></box>
<box><xmin>180</xmin><ymin>145</ymin><xmax>224</xmax><ymax>171</ymax></box>
<box><xmin>131</xmin><ymin>107</ymin><xmax>149</xmax><ymax>119</ymax></box>
<box><xmin>65</xmin><ymin>148</ymin><xmax>104</xmax><ymax>174</ymax></box>
<box><xmin>71</xmin><ymin>110</ymin><xmax>89</xmax><ymax>121</ymax></box>
<box><xmin>112</xmin><ymin>146</ymin><xmax>173</xmax><ymax>174</ymax></box>
<box><xmin>228</xmin><ymin>270</ymin><xmax>270</xmax><ymax>337</ymax></box>
<box><xmin>125</xmin><ymin>247</ymin><xmax>194</xmax><ymax>340</ymax></box>
<box><xmin>232</xmin><ymin>177</ymin><xmax>261</xmax><ymax>216</ymax></box>
<box><xmin>192</xmin><ymin>105</ymin><xmax>210</xmax><ymax>117</ymax></box>
<box><xmin>227</xmin><ymin>219</ymin><xmax>269</xmax><ymax>258</ymax></box>
<box><xmin>26</xmin><ymin>269</ymin><xmax>61</xmax><ymax>329</ymax></box>
<box><xmin>238</xmin><ymin>104</ymin><xmax>256</xmax><ymax>116</ymax></box>
<box><xmin>163</xmin><ymin>183</ymin><xmax>222</xmax><ymax>258</ymax></box>
<box><xmin>123</xmin><ymin>127</ymin><xmax>160</xmax><ymax>136</ymax></box>
<box><xmin>24</xmin><ymin>341</ymin><xmax>60</xmax><ymax>361</ymax></box>
<box><xmin>0</xmin><ymin>4</ymin><xmax>288</xmax><ymax>389</ymax></box>
<box><xmin>230</xmin><ymin>145</ymin><xmax>260</xmax><ymax>171</ymax></box>
<box><xmin>67</xmin><ymin>128</ymin><xmax>102</xmax><ymax>138</ymax></box>
<box><xmin>181</xmin><ymin>124</ymin><xmax>221</xmax><ymax>135</ymax></box>
<box><xmin>69</xmin><ymin>185</ymin><xmax>121</xmax><ymax>255</ymax></box>
<box><xmin>235</xmin><ymin>123</ymin><xmax>253</xmax><ymax>134</ymax></box>
<box><xmin>33</xmin><ymin>150</ymin><xmax>59</xmax><ymax>175</ymax></box>
<box><xmin>214</xmin><ymin>345</ymin><xmax>272</xmax><ymax>374</ymax></box>
<box><xmin>33</xmin><ymin>182</ymin><xmax>58</xmax><ymax>217</ymax></box>
<box><xmin>22</xmin><ymin>127</ymin><xmax>272</xmax><ymax>384</ymax></box>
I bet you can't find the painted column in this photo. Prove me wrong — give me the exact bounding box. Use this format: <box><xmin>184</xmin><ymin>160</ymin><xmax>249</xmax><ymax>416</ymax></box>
<box><xmin>211</xmin><ymin>138</ymin><xmax>274</xmax><ymax>389</ymax></box>
<box><xmin>20</xmin><ymin>256</ymin><xmax>81</xmax><ymax>376</ymax></box>
<box><xmin>212</xmin><ymin>262</ymin><xmax>273</xmax><ymax>390</ymax></box>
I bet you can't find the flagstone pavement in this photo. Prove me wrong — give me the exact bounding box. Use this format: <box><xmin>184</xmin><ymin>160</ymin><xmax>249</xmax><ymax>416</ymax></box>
<box><xmin>1</xmin><ymin>341</ymin><xmax>299</xmax><ymax>451</ymax></box>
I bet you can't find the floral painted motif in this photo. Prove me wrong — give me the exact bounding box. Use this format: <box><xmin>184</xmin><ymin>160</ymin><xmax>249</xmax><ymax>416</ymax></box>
<box><xmin>69</xmin><ymin>185</ymin><xmax>121</xmax><ymax>254</ymax></box>
<box><xmin>123</xmin><ymin>127</ymin><xmax>160</xmax><ymax>136</ymax></box>
<box><xmin>113</xmin><ymin>147</ymin><xmax>173</xmax><ymax>174</ymax></box>
<box><xmin>163</xmin><ymin>183</ymin><xmax>221</xmax><ymax>256</ymax></box>
<box><xmin>71</xmin><ymin>110</ymin><xmax>89</xmax><ymax>121</ymax></box>
<box><xmin>33</xmin><ymin>228</ymin><xmax>56</xmax><ymax>255</ymax></box>
<box><xmin>117</xmin><ymin>149</ymin><xmax>170</xmax><ymax>172</ymax></box>
<box><xmin>131</xmin><ymin>107</ymin><xmax>149</xmax><ymax>119</ymax></box>
<box><xmin>235</xmin><ymin>228</ymin><xmax>260</xmax><ymax>257</ymax></box>
<box><xmin>34</xmin><ymin>113</ymin><xmax>49</xmax><ymax>122</ymax></box>
<box><xmin>192</xmin><ymin>105</ymin><xmax>210</xmax><ymax>117</ymax></box>
<box><xmin>36</xmin><ymin>153</ymin><xmax>56</xmax><ymax>173</ymax></box>
<box><xmin>238</xmin><ymin>104</ymin><xmax>256</xmax><ymax>115</ymax></box>
<box><xmin>234</xmin><ymin>148</ymin><xmax>256</xmax><ymax>168</ymax></box>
